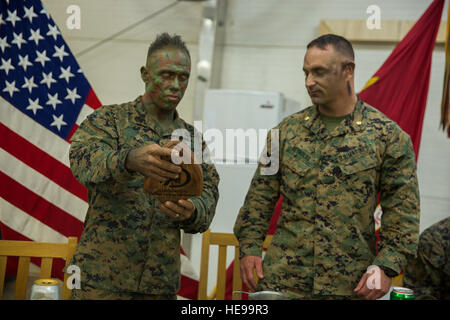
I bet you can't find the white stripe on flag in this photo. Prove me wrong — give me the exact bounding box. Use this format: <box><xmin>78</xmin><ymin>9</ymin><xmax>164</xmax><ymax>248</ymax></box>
<box><xmin>0</xmin><ymin>149</ymin><xmax>88</xmax><ymax>222</ymax></box>
<box><xmin>180</xmin><ymin>252</ymin><xmax>199</xmax><ymax>281</ymax></box>
<box><xmin>0</xmin><ymin>98</ymin><xmax>71</xmax><ymax>167</ymax></box>
<box><xmin>76</xmin><ymin>104</ymin><xmax>95</xmax><ymax>126</ymax></box>
<box><xmin>0</xmin><ymin>198</ymin><xmax>67</xmax><ymax>243</ymax></box>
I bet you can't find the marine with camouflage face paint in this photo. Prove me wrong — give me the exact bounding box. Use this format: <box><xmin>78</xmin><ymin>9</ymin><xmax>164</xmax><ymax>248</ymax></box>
<box><xmin>68</xmin><ymin>33</ymin><xmax>219</xmax><ymax>300</ymax></box>
<box><xmin>234</xmin><ymin>34</ymin><xmax>420</xmax><ymax>300</ymax></box>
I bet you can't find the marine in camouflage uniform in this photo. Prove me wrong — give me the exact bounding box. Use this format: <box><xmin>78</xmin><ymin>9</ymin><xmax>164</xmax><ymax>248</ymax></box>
<box><xmin>404</xmin><ymin>217</ymin><xmax>450</xmax><ymax>300</ymax></box>
<box><xmin>234</xmin><ymin>34</ymin><xmax>420</xmax><ymax>299</ymax></box>
<box><xmin>68</xmin><ymin>34</ymin><xmax>219</xmax><ymax>299</ymax></box>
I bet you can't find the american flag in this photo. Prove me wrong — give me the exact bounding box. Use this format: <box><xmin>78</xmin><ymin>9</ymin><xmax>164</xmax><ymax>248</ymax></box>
<box><xmin>0</xmin><ymin>0</ymin><xmax>199</xmax><ymax>299</ymax></box>
<box><xmin>0</xmin><ymin>0</ymin><xmax>99</xmax><ymax>274</ymax></box>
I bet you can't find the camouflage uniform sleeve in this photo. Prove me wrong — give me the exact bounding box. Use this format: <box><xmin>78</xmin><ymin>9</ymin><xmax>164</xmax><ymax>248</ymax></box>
<box><xmin>373</xmin><ymin>126</ymin><xmax>420</xmax><ymax>275</ymax></box>
<box><xmin>234</xmin><ymin>128</ymin><xmax>281</xmax><ymax>258</ymax></box>
<box><xmin>69</xmin><ymin>108</ymin><xmax>135</xmax><ymax>186</ymax></box>
<box><xmin>181</xmin><ymin>141</ymin><xmax>220</xmax><ymax>234</ymax></box>
<box><xmin>403</xmin><ymin>226</ymin><xmax>445</xmax><ymax>299</ymax></box>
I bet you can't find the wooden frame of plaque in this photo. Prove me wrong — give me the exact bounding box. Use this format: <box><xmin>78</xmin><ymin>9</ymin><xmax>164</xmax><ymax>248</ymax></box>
<box><xmin>143</xmin><ymin>140</ymin><xmax>203</xmax><ymax>202</ymax></box>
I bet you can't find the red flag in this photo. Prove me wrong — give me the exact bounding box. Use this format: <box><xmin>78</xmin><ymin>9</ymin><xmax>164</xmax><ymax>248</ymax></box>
<box><xmin>359</xmin><ymin>0</ymin><xmax>445</xmax><ymax>282</ymax></box>
<box><xmin>359</xmin><ymin>0</ymin><xmax>445</xmax><ymax>157</ymax></box>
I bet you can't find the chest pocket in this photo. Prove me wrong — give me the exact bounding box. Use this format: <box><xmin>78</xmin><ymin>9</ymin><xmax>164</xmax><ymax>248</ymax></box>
<box><xmin>281</xmin><ymin>154</ymin><xmax>312</xmax><ymax>191</ymax></box>
<box><xmin>337</xmin><ymin>154</ymin><xmax>380</xmax><ymax>197</ymax></box>
<box><xmin>339</xmin><ymin>154</ymin><xmax>379</xmax><ymax>175</ymax></box>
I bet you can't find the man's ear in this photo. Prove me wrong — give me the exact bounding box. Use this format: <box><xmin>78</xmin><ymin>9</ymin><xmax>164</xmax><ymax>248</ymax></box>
<box><xmin>344</xmin><ymin>61</ymin><xmax>355</xmax><ymax>80</ymax></box>
<box><xmin>140</xmin><ymin>66</ymin><xmax>149</xmax><ymax>83</ymax></box>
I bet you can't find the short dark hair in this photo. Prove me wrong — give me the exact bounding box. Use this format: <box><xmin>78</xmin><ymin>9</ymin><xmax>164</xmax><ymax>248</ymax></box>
<box><xmin>307</xmin><ymin>34</ymin><xmax>354</xmax><ymax>61</ymax></box>
<box><xmin>147</xmin><ymin>32</ymin><xmax>190</xmax><ymax>61</ymax></box>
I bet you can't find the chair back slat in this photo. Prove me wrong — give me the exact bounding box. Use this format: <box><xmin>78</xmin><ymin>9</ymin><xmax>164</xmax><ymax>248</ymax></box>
<box><xmin>216</xmin><ymin>245</ymin><xmax>227</xmax><ymax>300</ymax></box>
<box><xmin>0</xmin><ymin>256</ymin><xmax>7</xmax><ymax>299</ymax></box>
<box><xmin>232</xmin><ymin>247</ymin><xmax>242</xmax><ymax>299</ymax></box>
<box><xmin>14</xmin><ymin>256</ymin><xmax>30</xmax><ymax>300</ymax></box>
<box><xmin>198</xmin><ymin>229</ymin><xmax>211</xmax><ymax>300</ymax></box>
<box><xmin>39</xmin><ymin>257</ymin><xmax>53</xmax><ymax>279</ymax></box>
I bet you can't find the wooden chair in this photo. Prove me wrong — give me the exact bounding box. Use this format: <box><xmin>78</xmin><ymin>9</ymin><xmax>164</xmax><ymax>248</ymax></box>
<box><xmin>0</xmin><ymin>237</ymin><xmax>78</xmax><ymax>300</ymax></box>
<box><xmin>392</xmin><ymin>273</ymin><xmax>404</xmax><ymax>287</ymax></box>
<box><xmin>198</xmin><ymin>229</ymin><xmax>272</xmax><ymax>300</ymax></box>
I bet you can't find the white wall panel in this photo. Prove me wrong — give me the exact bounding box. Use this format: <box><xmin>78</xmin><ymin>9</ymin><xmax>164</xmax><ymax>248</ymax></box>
<box><xmin>224</xmin><ymin>0</ymin><xmax>445</xmax><ymax>47</ymax></box>
<box><xmin>219</xmin><ymin>46</ymin><xmax>311</xmax><ymax>106</ymax></box>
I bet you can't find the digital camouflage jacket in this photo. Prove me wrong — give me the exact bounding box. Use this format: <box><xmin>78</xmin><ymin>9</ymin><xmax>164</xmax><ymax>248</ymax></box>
<box><xmin>404</xmin><ymin>217</ymin><xmax>450</xmax><ymax>300</ymax></box>
<box><xmin>69</xmin><ymin>96</ymin><xmax>219</xmax><ymax>295</ymax></box>
<box><xmin>234</xmin><ymin>98</ymin><xmax>420</xmax><ymax>297</ymax></box>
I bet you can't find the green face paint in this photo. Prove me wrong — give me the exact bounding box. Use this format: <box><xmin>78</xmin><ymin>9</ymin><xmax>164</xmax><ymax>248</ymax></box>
<box><xmin>143</xmin><ymin>46</ymin><xmax>191</xmax><ymax>112</ymax></box>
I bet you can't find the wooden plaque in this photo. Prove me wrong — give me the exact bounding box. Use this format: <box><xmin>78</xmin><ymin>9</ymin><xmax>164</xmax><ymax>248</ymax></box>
<box><xmin>143</xmin><ymin>140</ymin><xmax>203</xmax><ymax>203</ymax></box>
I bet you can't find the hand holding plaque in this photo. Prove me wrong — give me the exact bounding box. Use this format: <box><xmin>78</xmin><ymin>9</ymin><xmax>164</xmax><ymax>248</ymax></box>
<box><xmin>143</xmin><ymin>140</ymin><xmax>203</xmax><ymax>203</ymax></box>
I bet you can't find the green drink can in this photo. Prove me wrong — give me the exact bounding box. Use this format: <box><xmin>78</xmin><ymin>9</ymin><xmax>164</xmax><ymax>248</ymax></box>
<box><xmin>390</xmin><ymin>287</ymin><xmax>415</xmax><ymax>300</ymax></box>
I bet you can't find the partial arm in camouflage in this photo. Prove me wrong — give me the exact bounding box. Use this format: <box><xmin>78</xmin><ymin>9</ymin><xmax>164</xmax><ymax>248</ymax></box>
<box><xmin>180</xmin><ymin>141</ymin><xmax>220</xmax><ymax>234</ymax></box>
<box><xmin>403</xmin><ymin>218</ymin><xmax>450</xmax><ymax>300</ymax></box>
<box><xmin>404</xmin><ymin>224</ymin><xmax>445</xmax><ymax>300</ymax></box>
<box><xmin>234</xmin><ymin>129</ymin><xmax>281</xmax><ymax>258</ymax></box>
<box><xmin>69</xmin><ymin>109</ymin><xmax>134</xmax><ymax>186</ymax></box>
<box><xmin>373</xmin><ymin>126</ymin><xmax>420</xmax><ymax>275</ymax></box>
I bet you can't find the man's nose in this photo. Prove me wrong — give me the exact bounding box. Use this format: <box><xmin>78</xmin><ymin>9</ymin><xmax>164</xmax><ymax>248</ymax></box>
<box><xmin>305</xmin><ymin>73</ymin><xmax>316</xmax><ymax>88</ymax></box>
<box><xmin>169</xmin><ymin>77</ymin><xmax>180</xmax><ymax>91</ymax></box>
